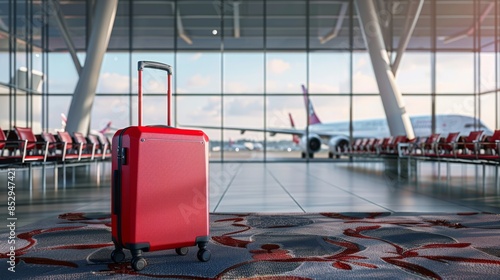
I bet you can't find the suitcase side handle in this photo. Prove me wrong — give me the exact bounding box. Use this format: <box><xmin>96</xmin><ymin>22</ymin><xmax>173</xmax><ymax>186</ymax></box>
<box><xmin>137</xmin><ymin>61</ymin><xmax>173</xmax><ymax>127</ymax></box>
<box><xmin>138</xmin><ymin>61</ymin><xmax>172</xmax><ymax>74</ymax></box>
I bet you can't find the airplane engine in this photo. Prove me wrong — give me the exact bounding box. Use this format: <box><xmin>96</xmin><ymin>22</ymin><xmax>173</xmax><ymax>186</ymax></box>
<box><xmin>327</xmin><ymin>136</ymin><xmax>350</xmax><ymax>158</ymax></box>
<box><xmin>299</xmin><ymin>134</ymin><xmax>322</xmax><ymax>158</ymax></box>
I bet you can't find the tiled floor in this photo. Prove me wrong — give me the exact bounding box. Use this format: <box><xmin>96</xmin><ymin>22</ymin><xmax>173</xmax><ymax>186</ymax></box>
<box><xmin>1</xmin><ymin>160</ymin><xmax>499</xmax><ymax>232</ymax></box>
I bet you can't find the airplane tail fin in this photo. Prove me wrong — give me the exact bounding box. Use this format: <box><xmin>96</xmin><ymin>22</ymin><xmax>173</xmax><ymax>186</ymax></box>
<box><xmin>60</xmin><ymin>113</ymin><xmax>67</xmax><ymax>131</ymax></box>
<box><xmin>288</xmin><ymin>113</ymin><xmax>300</xmax><ymax>145</ymax></box>
<box><xmin>301</xmin><ymin>84</ymin><xmax>321</xmax><ymax>125</ymax></box>
<box><xmin>99</xmin><ymin>121</ymin><xmax>112</xmax><ymax>134</ymax></box>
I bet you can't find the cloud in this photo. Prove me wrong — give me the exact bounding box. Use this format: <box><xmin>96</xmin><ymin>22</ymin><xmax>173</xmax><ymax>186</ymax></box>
<box><xmin>352</xmin><ymin>71</ymin><xmax>378</xmax><ymax>93</ymax></box>
<box><xmin>188</xmin><ymin>74</ymin><xmax>211</xmax><ymax>87</ymax></box>
<box><xmin>224</xmin><ymin>82</ymin><xmax>248</xmax><ymax>93</ymax></box>
<box><xmin>190</xmin><ymin>53</ymin><xmax>202</xmax><ymax>61</ymax></box>
<box><xmin>202</xmin><ymin>97</ymin><xmax>222</xmax><ymax>116</ymax></box>
<box><xmin>355</xmin><ymin>57</ymin><xmax>368</xmax><ymax>68</ymax></box>
<box><xmin>97</xmin><ymin>72</ymin><xmax>130</xmax><ymax>93</ymax></box>
<box><xmin>265</xmin><ymin>80</ymin><xmax>302</xmax><ymax>93</ymax></box>
<box><xmin>268</xmin><ymin>59</ymin><xmax>290</xmax><ymax>74</ymax></box>
<box><xmin>308</xmin><ymin>82</ymin><xmax>340</xmax><ymax>93</ymax></box>
<box><xmin>225</xmin><ymin>98</ymin><xmax>263</xmax><ymax>117</ymax></box>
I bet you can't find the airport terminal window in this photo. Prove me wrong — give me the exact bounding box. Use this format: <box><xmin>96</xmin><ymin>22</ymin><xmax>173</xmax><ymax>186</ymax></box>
<box><xmin>403</xmin><ymin>96</ymin><xmax>432</xmax><ymax>117</ymax></box>
<box><xmin>177</xmin><ymin>95</ymin><xmax>221</xmax><ymax>128</ymax></box>
<box><xmin>47</xmin><ymin>96</ymin><xmax>71</xmax><ymax>131</ymax></box>
<box><xmin>436</xmin><ymin>53</ymin><xmax>474</xmax><ymax>94</ymax></box>
<box><xmin>15</xmin><ymin>44</ymin><xmax>27</xmax><ymax>74</ymax></box>
<box><xmin>267</xmin><ymin>96</ymin><xmax>306</xmax><ymax>129</ymax></box>
<box><xmin>223</xmin><ymin>53</ymin><xmax>264</xmax><ymax>94</ymax></box>
<box><xmin>479</xmin><ymin>53</ymin><xmax>497</xmax><ymax>93</ymax></box>
<box><xmin>403</xmin><ymin>96</ymin><xmax>432</xmax><ymax>136</ymax></box>
<box><xmin>223</xmin><ymin>96</ymin><xmax>264</xmax><ymax>129</ymax></box>
<box><xmin>352</xmin><ymin>52</ymin><xmax>379</xmax><ymax>94</ymax></box>
<box><xmin>91</xmin><ymin>96</ymin><xmax>130</xmax><ymax>129</ymax></box>
<box><xmin>479</xmin><ymin>93</ymin><xmax>496</xmax><ymax>130</ymax></box>
<box><xmin>48</xmin><ymin>53</ymin><xmax>84</xmax><ymax>94</ymax></box>
<box><xmin>0</xmin><ymin>52</ymin><xmax>8</xmax><ymax>84</ymax></box>
<box><xmin>352</xmin><ymin>96</ymin><xmax>387</xmax><ymax>133</ymax></box>
<box><xmin>176</xmin><ymin>52</ymin><xmax>221</xmax><ymax>94</ymax></box>
<box><xmin>309</xmin><ymin>95</ymin><xmax>351</xmax><ymax>125</ymax></box>
<box><xmin>266</xmin><ymin>52</ymin><xmax>307</xmax><ymax>94</ymax></box>
<box><xmin>308</xmin><ymin>52</ymin><xmax>350</xmax><ymax>94</ymax></box>
<box><xmin>96</xmin><ymin>53</ymin><xmax>130</xmax><ymax>94</ymax></box>
<box><xmin>396</xmin><ymin>53</ymin><xmax>431</xmax><ymax>94</ymax></box>
<box><xmin>3</xmin><ymin>0</ymin><xmax>500</xmax><ymax>161</ymax></box>
<box><xmin>0</xmin><ymin>95</ymin><xmax>8</xmax><ymax>129</ymax></box>
<box><xmin>435</xmin><ymin>95</ymin><xmax>476</xmax><ymax>123</ymax></box>
<box><xmin>31</xmin><ymin>93</ymin><xmax>43</xmax><ymax>133</ymax></box>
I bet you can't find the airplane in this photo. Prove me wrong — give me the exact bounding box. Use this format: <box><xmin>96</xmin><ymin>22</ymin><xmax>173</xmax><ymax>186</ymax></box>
<box><xmin>60</xmin><ymin>113</ymin><xmax>114</xmax><ymax>135</ymax></box>
<box><xmin>181</xmin><ymin>85</ymin><xmax>494</xmax><ymax>159</ymax></box>
<box><xmin>288</xmin><ymin>113</ymin><xmax>300</xmax><ymax>145</ymax></box>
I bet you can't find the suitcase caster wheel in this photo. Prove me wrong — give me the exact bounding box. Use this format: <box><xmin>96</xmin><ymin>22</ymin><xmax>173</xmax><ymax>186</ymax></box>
<box><xmin>197</xmin><ymin>249</ymin><xmax>211</xmax><ymax>262</ymax></box>
<box><xmin>175</xmin><ymin>247</ymin><xmax>189</xmax><ymax>256</ymax></box>
<box><xmin>131</xmin><ymin>256</ymin><xmax>147</xmax><ymax>271</ymax></box>
<box><xmin>111</xmin><ymin>249</ymin><xmax>125</xmax><ymax>263</ymax></box>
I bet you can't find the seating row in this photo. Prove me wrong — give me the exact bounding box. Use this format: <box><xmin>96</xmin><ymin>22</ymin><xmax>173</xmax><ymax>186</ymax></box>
<box><xmin>335</xmin><ymin>130</ymin><xmax>500</xmax><ymax>164</ymax></box>
<box><xmin>0</xmin><ymin>126</ymin><xmax>112</xmax><ymax>167</ymax></box>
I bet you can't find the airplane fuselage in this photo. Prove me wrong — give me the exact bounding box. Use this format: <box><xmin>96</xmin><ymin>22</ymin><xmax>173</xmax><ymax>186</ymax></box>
<box><xmin>308</xmin><ymin>114</ymin><xmax>493</xmax><ymax>140</ymax></box>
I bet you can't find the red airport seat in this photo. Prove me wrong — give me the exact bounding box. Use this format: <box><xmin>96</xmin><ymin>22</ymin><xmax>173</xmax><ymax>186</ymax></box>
<box><xmin>357</xmin><ymin>138</ymin><xmax>370</xmax><ymax>153</ymax></box>
<box><xmin>385</xmin><ymin>135</ymin><xmax>408</xmax><ymax>154</ymax></box>
<box><xmin>377</xmin><ymin>137</ymin><xmax>393</xmax><ymax>154</ymax></box>
<box><xmin>88</xmin><ymin>134</ymin><xmax>111</xmax><ymax>160</ymax></box>
<box><xmin>364</xmin><ymin>138</ymin><xmax>377</xmax><ymax>153</ymax></box>
<box><xmin>14</xmin><ymin>127</ymin><xmax>49</xmax><ymax>163</ymax></box>
<box><xmin>40</xmin><ymin>132</ymin><xmax>61</xmax><ymax>155</ymax></box>
<box><xmin>349</xmin><ymin>138</ymin><xmax>362</xmax><ymax>153</ymax></box>
<box><xmin>0</xmin><ymin>128</ymin><xmax>6</xmax><ymax>156</ymax></box>
<box><xmin>436</xmin><ymin>132</ymin><xmax>460</xmax><ymax>157</ymax></box>
<box><xmin>57</xmin><ymin>131</ymin><xmax>82</xmax><ymax>161</ymax></box>
<box><xmin>73</xmin><ymin>132</ymin><xmax>96</xmax><ymax>160</ymax></box>
<box><xmin>480</xmin><ymin>130</ymin><xmax>500</xmax><ymax>155</ymax></box>
<box><xmin>420</xmin><ymin>133</ymin><xmax>441</xmax><ymax>156</ymax></box>
<box><xmin>0</xmin><ymin>128</ymin><xmax>14</xmax><ymax>164</ymax></box>
<box><xmin>460</xmin><ymin>130</ymin><xmax>484</xmax><ymax>155</ymax></box>
<box><xmin>370</xmin><ymin>138</ymin><xmax>384</xmax><ymax>154</ymax></box>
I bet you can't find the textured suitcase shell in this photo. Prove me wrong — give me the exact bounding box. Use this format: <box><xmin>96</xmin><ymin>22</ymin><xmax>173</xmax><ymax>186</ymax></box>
<box><xmin>111</xmin><ymin>126</ymin><xmax>209</xmax><ymax>252</ymax></box>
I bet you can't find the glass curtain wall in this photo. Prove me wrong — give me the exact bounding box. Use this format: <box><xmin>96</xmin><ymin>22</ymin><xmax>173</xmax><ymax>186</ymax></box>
<box><xmin>1</xmin><ymin>0</ymin><xmax>499</xmax><ymax>162</ymax></box>
<box><xmin>0</xmin><ymin>0</ymin><xmax>46</xmax><ymax>132</ymax></box>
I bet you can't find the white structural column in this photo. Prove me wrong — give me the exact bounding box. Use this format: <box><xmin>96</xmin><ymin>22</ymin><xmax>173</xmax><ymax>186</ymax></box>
<box><xmin>65</xmin><ymin>0</ymin><xmax>118</xmax><ymax>134</ymax></box>
<box><xmin>354</xmin><ymin>0</ymin><xmax>415</xmax><ymax>139</ymax></box>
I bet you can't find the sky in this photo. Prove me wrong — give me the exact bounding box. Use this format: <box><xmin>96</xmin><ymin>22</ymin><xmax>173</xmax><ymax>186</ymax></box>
<box><xmin>1</xmin><ymin>49</ymin><xmax>499</xmax><ymax>142</ymax></box>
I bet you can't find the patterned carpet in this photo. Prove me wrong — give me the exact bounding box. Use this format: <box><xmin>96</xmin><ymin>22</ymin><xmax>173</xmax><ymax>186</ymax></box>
<box><xmin>2</xmin><ymin>212</ymin><xmax>500</xmax><ymax>279</ymax></box>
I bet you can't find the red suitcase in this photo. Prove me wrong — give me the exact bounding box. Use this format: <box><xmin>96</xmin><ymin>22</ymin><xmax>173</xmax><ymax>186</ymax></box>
<box><xmin>111</xmin><ymin>61</ymin><xmax>210</xmax><ymax>271</ymax></box>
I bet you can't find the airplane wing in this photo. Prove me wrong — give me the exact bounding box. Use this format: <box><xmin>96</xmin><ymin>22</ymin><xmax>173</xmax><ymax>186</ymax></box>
<box><xmin>178</xmin><ymin>124</ymin><xmax>344</xmax><ymax>139</ymax></box>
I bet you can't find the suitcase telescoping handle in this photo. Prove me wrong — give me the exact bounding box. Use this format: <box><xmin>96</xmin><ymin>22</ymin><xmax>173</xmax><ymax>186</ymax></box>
<box><xmin>137</xmin><ymin>61</ymin><xmax>173</xmax><ymax>127</ymax></box>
